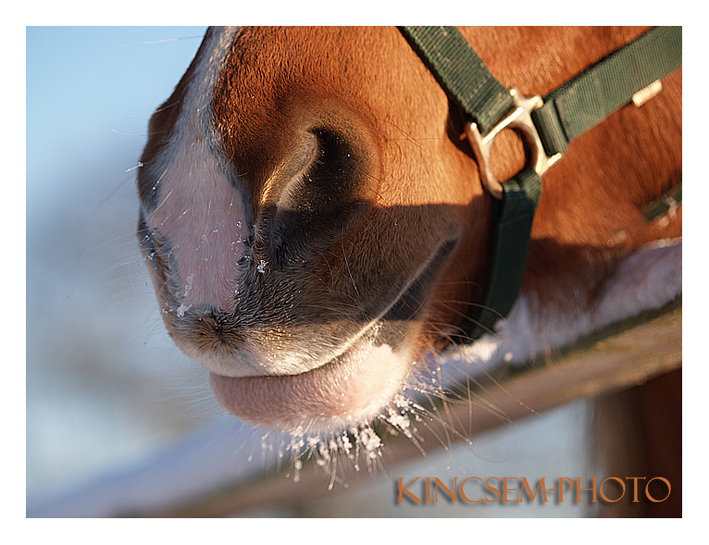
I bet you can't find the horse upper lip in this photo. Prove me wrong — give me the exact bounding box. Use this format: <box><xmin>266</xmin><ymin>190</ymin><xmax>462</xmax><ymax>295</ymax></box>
<box><xmin>201</xmin><ymin>235</ymin><xmax>459</xmax><ymax>381</ymax></box>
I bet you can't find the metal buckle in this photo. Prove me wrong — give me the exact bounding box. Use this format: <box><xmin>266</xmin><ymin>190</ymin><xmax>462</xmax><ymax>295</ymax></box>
<box><xmin>465</xmin><ymin>88</ymin><xmax>562</xmax><ymax>200</ymax></box>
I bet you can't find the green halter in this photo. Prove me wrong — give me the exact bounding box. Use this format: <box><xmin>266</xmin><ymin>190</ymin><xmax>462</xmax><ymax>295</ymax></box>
<box><xmin>398</xmin><ymin>26</ymin><xmax>682</xmax><ymax>341</ymax></box>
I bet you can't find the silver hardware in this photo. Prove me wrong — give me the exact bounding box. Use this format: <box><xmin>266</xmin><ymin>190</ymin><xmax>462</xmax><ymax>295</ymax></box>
<box><xmin>465</xmin><ymin>89</ymin><xmax>562</xmax><ymax>200</ymax></box>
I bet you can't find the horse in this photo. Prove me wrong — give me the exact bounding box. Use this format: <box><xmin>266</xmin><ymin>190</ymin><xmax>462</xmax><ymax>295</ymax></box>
<box><xmin>136</xmin><ymin>27</ymin><xmax>681</xmax><ymax>512</ymax></box>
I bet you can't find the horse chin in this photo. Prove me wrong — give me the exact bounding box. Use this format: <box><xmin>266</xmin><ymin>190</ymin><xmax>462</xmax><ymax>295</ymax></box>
<box><xmin>208</xmin><ymin>335</ymin><xmax>414</xmax><ymax>433</ymax></box>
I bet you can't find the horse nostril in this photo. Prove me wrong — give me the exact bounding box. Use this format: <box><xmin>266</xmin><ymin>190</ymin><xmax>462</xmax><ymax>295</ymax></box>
<box><xmin>266</xmin><ymin>126</ymin><xmax>377</xmax><ymax>271</ymax></box>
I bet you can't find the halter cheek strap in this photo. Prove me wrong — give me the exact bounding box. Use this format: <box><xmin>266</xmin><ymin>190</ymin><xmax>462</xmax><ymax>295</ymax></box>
<box><xmin>398</xmin><ymin>26</ymin><xmax>682</xmax><ymax>342</ymax></box>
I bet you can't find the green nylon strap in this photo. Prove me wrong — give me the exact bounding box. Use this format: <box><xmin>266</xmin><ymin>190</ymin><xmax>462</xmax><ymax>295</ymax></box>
<box><xmin>532</xmin><ymin>26</ymin><xmax>682</xmax><ymax>156</ymax></box>
<box><xmin>398</xmin><ymin>26</ymin><xmax>514</xmax><ymax>135</ymax></box>
<box><xmin>457</xmin><ymin>169</ymin><xmax>542</xmax><ymax>341</ymax></box>
<box><xmin>400</xmin><ymin>25</ymin><xmax>543</xmax><ymax>342</ymax></box>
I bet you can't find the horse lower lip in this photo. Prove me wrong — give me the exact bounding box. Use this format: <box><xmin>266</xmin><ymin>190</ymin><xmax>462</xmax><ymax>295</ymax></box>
<box><xmin>208</xmin><ymin>340</ymin><xmax>410</xmax><ymax>431</ymax></box>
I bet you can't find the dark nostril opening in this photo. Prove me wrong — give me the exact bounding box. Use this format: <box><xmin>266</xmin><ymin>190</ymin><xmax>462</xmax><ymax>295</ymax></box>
<box><xmin>277</xmin><ymin>127</ymin><xmax>363</xmax><ymax>211</ymax></box>
<box><xmin>266</xmin><ymin>126</ymin><xmax>375</xmax><ymax>270</ymax></box>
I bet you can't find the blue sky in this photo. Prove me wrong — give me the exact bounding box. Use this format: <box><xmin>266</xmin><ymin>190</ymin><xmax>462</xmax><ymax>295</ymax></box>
<box><xmin>26</xmin><ymin>27</ymin><xmax>207</xmax><ymax>213</ymax></box>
